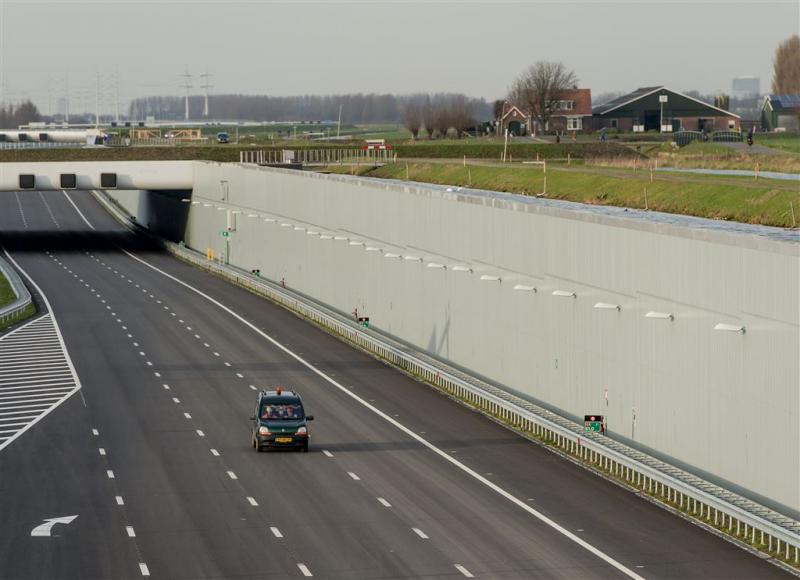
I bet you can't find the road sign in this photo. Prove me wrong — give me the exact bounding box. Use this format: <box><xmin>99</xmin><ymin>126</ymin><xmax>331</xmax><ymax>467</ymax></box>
<box><xmin>584</xmin><ymin>415</ymin><xmax>605</xmax><ymax>434</ymax></box>
<box><xmin>31</xmin><ymin>515</ymin><xmax>78</xmax><ymax>537</ymax></box>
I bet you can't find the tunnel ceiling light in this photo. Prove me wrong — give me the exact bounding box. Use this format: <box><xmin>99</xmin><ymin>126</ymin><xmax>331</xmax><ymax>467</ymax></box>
<box><xmin>404</xmin><ymin>255</ymin><xmax>422</xmax><ymax>262</ymax></box>
<box><xmin>552</xmin><ymin>290</ymin><xmax>576</xmax><ymax>298</ymax></box>
<box><xmin>427</xmin><ymin>262</ymin><xmax>446</xmax><ymax>269</ymax></box>
<box><xmin>216</xmin><ymin>207</ymin><xmax>227</xmax><ymax>211</ymax></box>
<box><xmin>180</xmin><ymin>198</ymin><xmax>191</xmax><ymax>203</ymax></box>
<box><xmin>714</xmin><ymin>323</ymin><xmax>745</xmax><ymax>334</ymax></box>
<box><xmin>191</xmin><ymin>201</ymin><xmax>201</xmax><ymax>205</ymax></box>
<box><xmin>349</xmin><ymin>241</ymin><xmax>364</xmax><ymax>246</ymax></box>
<box><xmin>319</xmin><ymin>234</ymin><xmax>333</xmax><ymax>240</ymax></box>
<box><xmin>480</xmin><ymin>275</ymin><xmax>501</xmax><ymax>282</ymax></box>
<box><xmin>293</xmin><ymin>226</ymin><xmax>305</xmax><ymax>231</ymax></box>
<box><xmin>365</xmin><ymin>246</ymin><xmax>381</xmax><ymax>251</ymax></box>
<box><xmin>280</xmin><ymin>223</ymin><xmax>293</xmax><ymax>227</ymax></box>
<box><xmin>247</xmin><ymin>213</ymin><xmax>259</xmax><ymax>218</ymax></box>
<box><xmin>306</xmin><ymin>230</ymin><xmax>319</xmax><ymax>236</ymax></box>
<box><xmin>513</xmin><ymin>284</ymin><xmax>536</xmax><ymax>292</ymax></box>
<box><xmin>202</xmin><ymin>203</ymin><xmax>213</xmax><ymax>207</ymax></box>
<box><xmin>231</xmin><ymin>210</ymin><xmax>242</xmax><ymax>215</ymax></box>
<box><xmin>594</xmin><ymin>302</ymin><xmax>621</xmax><ymax>311</ymax></box>
<box><xmin>334</xmin><ymin>235</ymin><xmax>348</xmax><ymax>241</ymax></box>
<box><xmin>451</xmin><ymin>265</ymin><xmax>472</xmax><ymax>273</ymax></box>
<box><xmin>645</xmin><ymin>311</ymin><xmax>674</xmax><ymax>320</ymax></box>
<box><xmin>384</xmin><ymin>252</ymin><xmax>402</xmax><ymax>259</ymax></box>
<box><xmin>264</xmin><ymin>217</ymin><xmax>276</xmax><ymax>222</ymax></box>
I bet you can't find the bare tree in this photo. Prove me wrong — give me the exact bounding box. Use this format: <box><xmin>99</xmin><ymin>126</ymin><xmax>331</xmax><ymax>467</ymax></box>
<box><xmin>772</xmin><ymin>35</ymin><xmax>800</xmax><ymax>93</ymax></box>
<box><xmin>509</xmin><ymin>61</ymin><xmax>577</xmax><ymax>135</ymax></box>
<box><xmin>402</xmin><ymin>102</ymin><xmax>423</xmax><ymax>139</ymax></box>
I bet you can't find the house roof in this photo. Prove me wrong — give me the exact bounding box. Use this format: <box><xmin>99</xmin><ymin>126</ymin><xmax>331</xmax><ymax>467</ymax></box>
<box><xmin>501</xmin><ymin>105</ymin><xmax>527</xmax><ymax>122</ymax></box>
<box><xmin>593</xmin><ymin>86</ymin><xmax>740</xmax><ymax>118</ymax></box>
<box><xmin>764</xmin><ymin>94</ymin><xmax>800</xmax><ymax>112</ymax></box>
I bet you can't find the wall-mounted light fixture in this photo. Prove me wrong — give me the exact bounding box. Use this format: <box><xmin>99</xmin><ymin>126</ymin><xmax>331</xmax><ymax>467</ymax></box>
<box><xmin>202</xmin><ymin>203</ymin><xmax>213</xmax><ymax>207</ymax></box>
<box><xmin>513</xmin><ymin>284</ymin><xmax>536</xmax><ymax>292</ymax></box>
<box><xmin>365</xmin><ymin>246</ymin><xmax>381</xmax><ymax>252</ymax></box>
<box><xmin>384</xmin><ymin>252</ymin><xmax>402</xmax><ymax>259</ymax></box>
<box><xmin>594</xmin><ymin>302</ymin><xmax>621</xmax><ymax>311</ymax></box>
<box><xmin>280</xmin><ymin>222</ymin><xmax>292</xmax><ymax>227</ymax></box>
<box><xmin>247</xmin><ymin>213</ymin><xmax>259</xmax><ymax>218</ymax></box>
<box><xmin>713</xmin><ymin>323</ymin><xmax>745</xmax><ymax>334</ymax></box>
<box><xmin>645</xmin><ymin>311</ymin><xmax>674</xmax><ymax>320</ymax></box>
<box><xmin>451</xmin><ymin>265</ymin><xmax>472</xmax><ymax>273</ymax></box>
<box><xmin>333</xmin><ymin>235</ymin><xmax>348</xmax><ymax>241</ymax></box>
<box><xmin>552</xmin><ymin>290</ymin><xmax>576</xmax><ymax>298</ymax></box>
<box><xmin>349</xmin><ymin>240</ymin><xmax>364</xmax><ymax>246</ymax></box>
<box><xmin>293</xmin><ymin>226</ymin><xmax>305</xmax><ymax>231</ymax></box>
<box><xmin>404</xmin><ymin>255</ymin><xmax>422</xmax><ymax>262</ymax></box>
<box><xmin>231</xmin><ymin>210</ymin><xmax>242</xmax><ymax>215</ymax></box>
<box><xmin>427</xmin><ymin>262</ymin><xmax>446</xmax><ymax>269</ymax></box>
<box><xmin>180</xmin><ymin>198</ymin><xmax>191</xmax><ymax>203</ymax></box>
<box><xmin>191</xmin><ymin>201</ymin><xmax>201</xmax><ymax>205</ymax></box>
<box><xmin>480</xmin><ymin>275</ymin><xmax>501</xmax><ymax>282</ymax></box>
<box><xmin>319</xmin><ymin>234</ymin><xmax>333</xmax><ymax>240</ymax></box>
<box><xmin>306</xmin><ymin>230</ymin><xmax>319</xmax><ymax>236</ymax></box>
<box><xmin>216</xmin><ymin>206</ymin><xmax>227</xmax><ymax>211</ymax></box>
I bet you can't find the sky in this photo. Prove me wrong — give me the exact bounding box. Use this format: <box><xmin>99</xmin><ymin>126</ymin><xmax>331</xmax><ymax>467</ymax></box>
<box><xmin>0</xmin><ymin>0</ymin><xmax>797</xmax><ymax>115</ymax></box>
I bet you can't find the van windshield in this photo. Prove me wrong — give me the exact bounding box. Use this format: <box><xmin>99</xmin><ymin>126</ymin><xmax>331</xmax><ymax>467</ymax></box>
<box><xmin>260</xmin><ymin>403</ymin><xmax>304</xmax><ymax>420</ymax></box>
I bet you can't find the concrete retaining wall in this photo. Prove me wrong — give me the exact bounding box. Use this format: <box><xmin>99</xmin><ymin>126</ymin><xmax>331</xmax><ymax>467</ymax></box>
<box><xmin>107</xmin><ymin>162</ymin><xmax>800</xmax><ymax>518</ymax></box>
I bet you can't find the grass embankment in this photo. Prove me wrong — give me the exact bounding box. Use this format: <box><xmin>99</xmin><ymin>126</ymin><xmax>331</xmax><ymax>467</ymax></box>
<box><xmin>757</xmin><ymin>134</ymin><xmax>800</xmax><ymax>154</ymax></box>
<box><xmin>329</xmin><ymin>162</ymin><xmax>800</xmax><ymax>228</ymax></box>
<box><xmin>394</xmin><ymin>141</ymin><xmax>637</xmax><ymax>160</ymax></box>
<box><xmin>0</xmin><ymin>273</ymin><xmax>15</xmax><ymax>308</ymax></box>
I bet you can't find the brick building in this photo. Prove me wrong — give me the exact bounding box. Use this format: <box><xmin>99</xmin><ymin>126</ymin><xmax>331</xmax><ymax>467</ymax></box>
<box><xmin>592</xmin><ymin>86</ymin><xmax>740</xmax><ymax>133</ymax></box>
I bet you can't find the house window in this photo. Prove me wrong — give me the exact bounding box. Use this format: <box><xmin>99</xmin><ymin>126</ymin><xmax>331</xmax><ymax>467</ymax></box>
<box><xmin>567</xmin><ymin>117</ymin><xmax>582</xmax><ymax>130</ymax></box>
<box><xmin>610</xmin><ymin>119</ymin><xmax>618</xmax><ymax>129</ymax></box>
<box><xmin>557</xmin><ymin>100</ymin><xmax>575</xmax><ymax>111</ymax></box>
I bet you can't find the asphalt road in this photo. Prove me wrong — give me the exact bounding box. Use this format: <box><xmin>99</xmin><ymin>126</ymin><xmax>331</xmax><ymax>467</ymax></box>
<box><xmin>0</xmin><ymin>190</ymin><xmax>790</xmax><ymax>579</ymax></box>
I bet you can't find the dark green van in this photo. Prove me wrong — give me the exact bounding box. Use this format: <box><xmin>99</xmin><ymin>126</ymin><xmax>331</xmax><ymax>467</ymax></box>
<box><xmin>251</xmin><ymin>388</ymin><xmax>313</xmax><ymax>452</ymax></box>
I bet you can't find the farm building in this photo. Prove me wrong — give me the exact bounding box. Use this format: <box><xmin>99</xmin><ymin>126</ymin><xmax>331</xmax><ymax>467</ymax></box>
<box><xmin>760</xmin><ymin>94</ymin><xmax>800</xmax><ymax>131</ymax></box>
<box><xmin>498</xmin><ymin>89</ymin><xmax>593</xmax><ymax>135</ymax></box>
<box><xmin>593</xmin><ymin>86</ymin><xmax>740</xmax><ymax>132</ymax></box>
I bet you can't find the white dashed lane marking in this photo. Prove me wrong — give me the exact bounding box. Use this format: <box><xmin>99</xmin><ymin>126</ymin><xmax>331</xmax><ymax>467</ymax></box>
<box><xmin>297</xmin><ymin>564</ymin><xmax>313</xmax><ymax>577</ymax></box>
<box><xmin>412</xmin><ymin>527</ymin><xmax>429</xmax><ymax>540</ymax></box>
<box><xmin>270</xmin><ymin>526</ymin><xmax>283</xmax><ymax>538</ymax></box>
<box><xmin>455</xmin><ymin>564</ymin><xmax>474</xmax><ymax>578</ymax></box>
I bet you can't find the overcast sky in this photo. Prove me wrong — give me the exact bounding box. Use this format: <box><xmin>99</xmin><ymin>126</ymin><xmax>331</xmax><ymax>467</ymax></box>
<box><xmin>0</xmin><ymin>0</ymin><xmax>797</xmax><ymax>115</ymax></box>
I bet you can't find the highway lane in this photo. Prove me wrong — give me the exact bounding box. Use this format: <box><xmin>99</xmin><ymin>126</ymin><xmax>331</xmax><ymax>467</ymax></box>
<box><xmin>0</xmin><ymin>189</ymin><xmax>791</xmax><ymax>579</ymax></box>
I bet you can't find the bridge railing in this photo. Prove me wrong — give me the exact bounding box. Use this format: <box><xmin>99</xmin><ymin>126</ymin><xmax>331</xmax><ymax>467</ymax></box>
<box><xmin>0</xmin><ymin>256</ymin><xmax>33</xmax><ymax>329</ymax></box>
<box><xmin>240</xmin><ymin>148</ymin><xmax>395</xmax><ymax>166</ymax></box>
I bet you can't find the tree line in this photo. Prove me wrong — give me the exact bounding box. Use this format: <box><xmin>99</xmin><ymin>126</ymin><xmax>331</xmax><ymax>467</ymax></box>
<box><xmin>128</xmin><ymin>92</ymin><xmax>490</xmax><ymax>125</ymax></box>
<box><xmin>0</xmin><ymin>101</ymin><xmax>41</xmax><ymax>129</ymax></box>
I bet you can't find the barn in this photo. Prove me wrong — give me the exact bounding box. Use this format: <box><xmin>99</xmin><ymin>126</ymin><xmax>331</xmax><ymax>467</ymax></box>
<box><xmin>593</xmin><ymin>86</ymin><xmax>740</xmax><ymax>133</ymax></box>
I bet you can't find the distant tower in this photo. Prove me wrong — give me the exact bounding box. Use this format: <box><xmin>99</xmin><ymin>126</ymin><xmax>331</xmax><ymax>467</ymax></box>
<box><xmin>200</xmin><ymin>71</ymin><xmax>212</xmax><ymax>118</ymax></box>
<box><xmin>181</xmin><ymin>70</ymin><xmax>192</xmax><ymax>121</ymax></box>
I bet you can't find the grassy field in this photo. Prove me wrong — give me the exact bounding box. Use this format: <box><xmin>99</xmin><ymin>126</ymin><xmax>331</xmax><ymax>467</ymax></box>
<box><xmin>757</xmin><ymin>134</ymin><xmax>800</xmax><ymax>154</ymax></box>
<box><xmin>326</xmin><ymin>162</ymin><xmax>800</xmax><ymax>228</ymax></box>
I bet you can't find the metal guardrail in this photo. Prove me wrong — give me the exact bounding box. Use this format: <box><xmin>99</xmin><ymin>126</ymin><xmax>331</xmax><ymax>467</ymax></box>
<box><xmin>0</xmin><ymin>142</ymin><xmax>79</xmax><ymax>150</ymax></box>
<box><xmin>0</xmin><ymin>256</ymin><xmax>33</xmax><ymax>328</ymax></box>
<box><xmin>92</xmin><ymin>188</ymin><xmax>800</xmax><ymax>570</ymax></box>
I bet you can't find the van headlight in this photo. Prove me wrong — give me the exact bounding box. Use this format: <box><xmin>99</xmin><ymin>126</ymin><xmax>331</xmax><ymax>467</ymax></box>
<box><xmin>296</xmin><ymin>426</ymin><xmax>307</xmax><ymax>435</ymax></box>
<box><xmin>258</xmin><ymin>426</ymin><xmax>271</xmax><ymax>436</ymax></box>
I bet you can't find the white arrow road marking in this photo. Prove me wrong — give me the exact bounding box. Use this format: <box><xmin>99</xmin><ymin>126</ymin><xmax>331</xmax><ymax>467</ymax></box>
<box><xmin>31</xmin><ymin>515</ymin><xmax>78</xmax><ymax>537</ymax></box>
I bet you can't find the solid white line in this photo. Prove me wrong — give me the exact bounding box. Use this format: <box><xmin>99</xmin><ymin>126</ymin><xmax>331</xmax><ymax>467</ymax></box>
<box><xmin>322</xmin><ymin>449</ymin><xmax>333</xmax><ymax>458</ymax></box>
<box><xmin>270</xmin><ymin>526</ymin><xmax>283</xmax><ymax>538</ymax></box>
<box><xmin>126</xmin><ymin>526</ymin><xmax>136</xmax><ymax>537</ymax></box>
<box><xmin>227</xmin><ymin>470</ymin><xmax>237</xmax><ymax>480</ymax></box>
<box><xmin>120</xmin><ymin>249</ymin><xmax>646</xmax><ymax>580</ymax></box>
<box><xmin>210</xmin><ymin>448</ymin><xmax>220</xmax><ymax>456</ymax></box>
<box><xmin>139</xmin><ymin>563</ymin><xmax>150</xmax><ymax>577</ymax></box>
<box><xmin>454</xmin><ymin>564</ymin><xmax>474</xmax><ymax>578</ymax></box>
<box><xmin>377</xmin><ymin>497</ymin><xmax>392</xmax><ymax>508</ymax></box>
<box><xmin>116</xmin><ymin>496</ymin><xmax>124</xmax><ymax>505</ymax></box>
<box><xmin>247</xmin><ymin>496</ymin><xmax>258</xmax><ymax>506</ymax></box>
<box><xmin>347</xmin><ymin>472</ymin><xmax>360</xmax><ymax>481</ymax></box>
<box><xmin>63</xmin><ymin>191</ymin><xmax>96</xmax><ymax>230</ymax></box>
<box><xmin>412</xmin><ymin>527</ymin><xmax>429</xmax><ymax>539</ymax></box>
<box><xmin>297</xmin><ymin>564</ymin><xmax>312</xmax><ymax>577</ymax></box>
